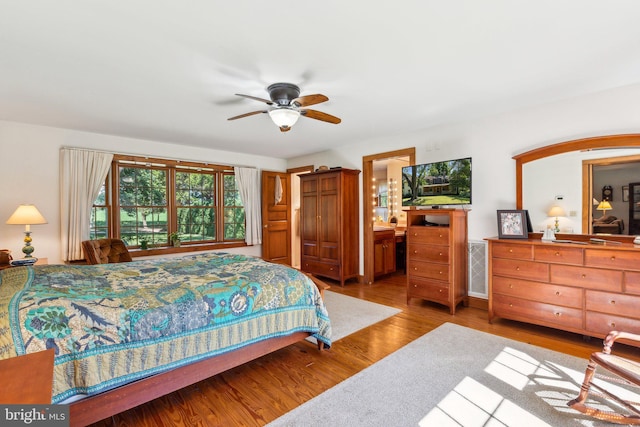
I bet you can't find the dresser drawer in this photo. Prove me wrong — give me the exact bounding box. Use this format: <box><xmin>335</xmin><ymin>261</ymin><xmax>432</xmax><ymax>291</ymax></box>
<box><xmin>407</xmin><ymin>243</ymin><xmax>449</xmax><ymax>264</ymax></box>
<box><xmin>407</xmin><ymin>277</ymin><xmax>449</xmax><ymax>303</ymax></box>
<box><xmin>585</xmin><ymin>249</ymin><xmax>640</xmax><ymax>271</ymax></box>
<box><xmin>492</xmin><ymin>293</ymin><xmax>583</xmax><ymax>329</ymax></box>
<box><xmin>491</xmin><ymin>258</ymin><xmax>548</xmax><ymax>281</ymax></box>
<box><xmin>585</xmin><ymin>290</ymin><xmax>640</xmax><ymax>319</ymax></box>
<box><xmin>625</xmin><ymin>271</ymin><xmax>640</xmax><ymax>295</ymax></box>
<box><xmin>550</xmin><ymin>265</ymin><xmax>622</xmax><ymax>291</ymax></box>
<box><xmin>534</xmin><ymin>246</ymin><xmax>583</xmax><ymax>265</ymax></box>
<box><xmin>585</xmin><ymin>311</ymin><xmax>640</xmax><ymax>337</ymax></box>
<box><xmin>408</xmin><ymin>259</ymin><xmax>449</xmax><ymax>282</ymax></box>
<box><xmin>301</xmin><ymin>259</ymin><xmax>340</xmax><ymax>281</ymax></box>
<box><xmin>491</xmin><ymin>242</ymin><xmax>533</xmax><ymax>260</ymax></box>
<box><xmin>407</xmin><ymin>226</ymin><xmax>449</xmax><ymax>245</ymax></box>
<box><xmin>492</xmin><ymin>276</ymin><xmax>582</xmax><ymax>308</ymax></box>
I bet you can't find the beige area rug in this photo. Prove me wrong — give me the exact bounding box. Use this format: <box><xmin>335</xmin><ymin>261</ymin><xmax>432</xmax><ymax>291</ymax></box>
<box><xmin>273</xmin><ymin>323</ymin><xmax>639</xmax><ymax>427</ymax></box>
<box><xmin>307</xmin><ymin>291</ymin><xmax>401</xmax><ymax>345</ymax></box>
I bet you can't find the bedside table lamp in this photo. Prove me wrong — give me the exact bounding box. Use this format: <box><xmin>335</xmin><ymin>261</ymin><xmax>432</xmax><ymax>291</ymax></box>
<box><xmin>6</xmin><ymin>204</ymin><xmax>48</xmax><ymax>258</ymax></box>
<box><xmin>597</xmin><ymin>200</ymin><xmax>612</xmax><ymax>218</ymax></box>
<box><xmin>548</xmin><ymin>206</ymin><xmax>565</xmax><ymax>233</ymax></box>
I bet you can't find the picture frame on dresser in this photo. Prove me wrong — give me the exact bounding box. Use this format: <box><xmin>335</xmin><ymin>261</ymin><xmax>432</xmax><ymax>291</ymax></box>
<box><xmin>496</xmin><ymin>209</ymin><xmax>529</xmax><ymax>239</ymax></box>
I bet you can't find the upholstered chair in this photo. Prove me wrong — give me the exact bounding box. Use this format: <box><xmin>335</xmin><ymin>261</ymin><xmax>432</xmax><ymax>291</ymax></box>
<box><xmin>82</xmin><ymin>239</ymin><xmax>133</xmax><ymax>264</ymax></box>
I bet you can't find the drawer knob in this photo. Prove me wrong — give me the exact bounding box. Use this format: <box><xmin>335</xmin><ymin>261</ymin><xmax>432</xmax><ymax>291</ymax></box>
<box><xmin>555</xmin><ymin>252</ymin><xmax>560</xmax><ymax>256</ymax></box>
<box><xmin>509</xmin><ymin>284</ymin><xmax>514</xmax><ymax>289</ymax></box>
<box><xmin>439</xmin><ymin>252</ymin><xmax>443</xmax><ymax>256</ymax></box>
<box><xmin>438</xmin><ymin>289</ymin><xmax>443</xmax><ymax>293</ymax></box>
<box><xmin>610</xmin><ymin>256</ymin><xmax>616</xmax><ymax>261</ymax></box>
<box><xmin>414</xmin><ymin>267</ymin><xmax>418</xmax><ymax>271</ymax></box>
<box><xmin>555</xmin><ymin>291</ymin><xmax>560</xmax><ymax>296</ymax></box>
<box><xmin>554</xmin><ymin>312</ymin><xmax>562</xmax><ymax>317</ymax></box>
<box><xmin>516</xmin><ymin>267</ymin><xmax>520</xmax><ymax>271</ymax></box>
<box><xmin>581</xmin><ymin>274</ymin><xmax>586</xmax><ymax>279</ymax></box>
<box><xmin>610</xmin><ymin>322</ymin><xmax>616</xmax><ymax>328</ymax></box>
<box><xmin>509</xmin><ymin>249</ymin><xmax>513</xmax><ymax>253</ymax></box>
<box><xmin>439</xmin><ymin>234</ymin><xmax>443</xmax><ymax>238</ymax></box>
<box><xmin>610</xmin><ymin>300</ymin><xmax>616</xmax><ymax>305</ymax></box>
<box><xmin>509</xmin><ymin>303</ymin><xmax>513</xmax><ymax>307</ymax></box>
<box><xmin>330</xmin><ymin>267</ymin><xmax>334</xmax><ymax>271</ymax></box>
<box><xmin>439</xmin><ymin>271</ymin><xmax>443</xmax><ymax>275</ymax></box>
<box><xmin>414</xmin><ymin>250</ymin><xmax>418</xmax><ymax>254</ymax></box>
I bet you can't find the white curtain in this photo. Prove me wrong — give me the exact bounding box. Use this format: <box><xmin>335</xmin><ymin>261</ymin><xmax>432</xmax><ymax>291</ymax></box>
<box><xmin>60</xmin><ymin>148</ymin><xmax>113</xmax><ymax>261</ymax></box>
<box><xmin>234</xmin><ymin>166</ymin><xmax>262</xmax><ymax>245</ymax></box>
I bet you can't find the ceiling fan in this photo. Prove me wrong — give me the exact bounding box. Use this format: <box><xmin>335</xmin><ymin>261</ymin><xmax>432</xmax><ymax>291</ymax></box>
<box><xmin>227</xmin><ymin>83</ymin><xmax>341</xmax><ymax>132</ymax></box>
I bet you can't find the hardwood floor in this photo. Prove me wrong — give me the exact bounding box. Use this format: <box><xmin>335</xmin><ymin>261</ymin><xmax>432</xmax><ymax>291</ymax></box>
<box><xmin>91</xmin><ymin>272</ymin><xmax>638</xmax><ymax>427</ymax></box>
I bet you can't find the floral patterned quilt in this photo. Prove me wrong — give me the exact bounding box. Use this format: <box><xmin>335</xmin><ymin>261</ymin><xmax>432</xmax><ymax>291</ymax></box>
<box><xmin>0</xmin><ymin>252</ymin><xmax>331</xmax><ymax>403</ymax></box>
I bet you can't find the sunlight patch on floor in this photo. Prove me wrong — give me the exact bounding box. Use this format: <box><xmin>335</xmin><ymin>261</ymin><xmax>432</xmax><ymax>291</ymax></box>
<box><xmin>419</xmin><ymin>346</ymin><xmax>640</xmax><ymax>426</ymax></box>
<box><xmin>419</xmin><ymin>377</ymin><xmax>552</xmax><ymax>427</ymax></box>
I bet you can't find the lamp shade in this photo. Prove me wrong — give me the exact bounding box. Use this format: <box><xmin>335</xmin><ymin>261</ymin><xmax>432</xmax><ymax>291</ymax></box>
<box><xmin>6</xmin><ymin>204</ymin><xmax>47</xmax><ymax>225</ymax></box>
<box><xmin>548</xmin><ymin>206</ymin><xmax>565</xmax><ymax>217</ymax></box>
<box><xmin>597</xmin><ymin>200</ymin><xmax>612</xmax><ymax>211</ymax></box>
<box><xmin>268</xmin><ymin>108</ymin><xmax>300</xmax><ymax>128</ymax></box>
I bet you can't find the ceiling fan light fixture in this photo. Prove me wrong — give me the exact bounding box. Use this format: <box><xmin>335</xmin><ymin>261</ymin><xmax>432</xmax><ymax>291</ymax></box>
<box><xmin>268</xmin><ymin>108</ymin><xmax>300</xmax><ymax>129</ymax></box>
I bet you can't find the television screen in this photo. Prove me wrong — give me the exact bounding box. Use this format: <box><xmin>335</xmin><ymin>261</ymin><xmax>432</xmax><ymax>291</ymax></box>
<box><xmin>401</xmin><ymin>157</ymin><xmax>472</xmax><ymax>207</ymax></box>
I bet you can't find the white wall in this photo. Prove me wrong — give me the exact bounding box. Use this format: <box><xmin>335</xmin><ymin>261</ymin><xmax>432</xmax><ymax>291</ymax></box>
<box><xmin>287</xmin><ymin>82</ymin><xmax>640</xmax><ymax>273</ymax></box>
<box><xmin>0</xmin><ymin>121</ymin><xmax>286</xmax><ymax>264</ymax></box>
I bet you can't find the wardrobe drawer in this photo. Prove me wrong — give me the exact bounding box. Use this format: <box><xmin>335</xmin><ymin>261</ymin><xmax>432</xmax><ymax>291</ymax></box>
<box><xmin>407</xmin><ymin>226</ymin><xmax>450</xmax><ymax>245</ymax></box>
<box><xmin>586</xmin><ymin>312</ymin><xmax>640</xmax><ymax>337</ymax></box>
<box><xmin>491</xmin><ymin>242</ymin><xmax>533</xmax><ymax>260</ymax></box>
<box><xmin>492</xmin><ymin>276</ymin><xmax>582</xmax><ymax>308</ymax></box>
<box><xmin>491</xmin><ymin>258</ymin><xmax>548</xmax><ymax>281</ymax></box>
<box><xmin>407</xmin><ymin>243</ymin><xmax>449</xmax><ymax>264</ymax></box>
<box><xmin>408</xmin><ymin>277</ymin><xmax>449</xmax><ymax>303</ymax></box>
<box><xmin>492</xmin><ymin>293</ymin><xmax>582</xmax><ymax>329</ymax></box>
<box><xmin>550</xmin><ymin>265</ymin><xmax>622</xmax><ymax>291</ymax></box>
<box><xmin>585</xmin><ymin>290</ymin><xmax>640</xmax><ymax>318</ymax></box>
<box><xmin>585</xmin><ymin>249</ymin><xmax>640</xmax><ymax>271</ymax></box>
<box><xmin>301</xmin><ymin>259</ymin><xmax>340</xmax><ymax>281</ymax></box>
<box><xmin>534</xmin><ymin>246</ymin><xmax>583</xmax><ymax>265</ymax></box>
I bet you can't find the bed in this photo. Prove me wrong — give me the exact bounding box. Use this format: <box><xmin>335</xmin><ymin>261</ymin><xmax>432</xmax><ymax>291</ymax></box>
<box><xmin>0</xmin><ymin>252</ymin><xmax>331</xmax><ymax>426</ymax></box>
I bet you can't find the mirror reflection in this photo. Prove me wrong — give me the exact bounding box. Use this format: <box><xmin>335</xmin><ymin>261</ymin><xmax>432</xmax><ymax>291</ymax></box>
<box><xmin>522</xmin><ymin>148</ymin><xmax>640</xmax><ymax>235</ymax></box>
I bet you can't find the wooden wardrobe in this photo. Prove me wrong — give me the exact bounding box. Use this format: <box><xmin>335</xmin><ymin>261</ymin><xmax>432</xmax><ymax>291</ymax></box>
<box><xmin>300</xmin><ymin>168</ymin><xmax>360</xmax><ymax>286</ymax></box>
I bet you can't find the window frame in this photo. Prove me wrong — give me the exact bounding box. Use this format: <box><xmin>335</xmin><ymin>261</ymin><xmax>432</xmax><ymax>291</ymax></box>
<box><xmin>93</xmin><ymin>154</ymin><xmax>247</xmax><ymax>257</ymax></box>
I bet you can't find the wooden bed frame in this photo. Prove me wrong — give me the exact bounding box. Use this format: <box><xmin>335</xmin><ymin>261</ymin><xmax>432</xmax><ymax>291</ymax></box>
<box><xmin>70</xmin><ymin>331</ymin><xmax>312</xmax><ymax>426</ymax></box>
<box><xmin>69</xmin><ymin>274</ymin><xmax>331</xmax><ymax>426</ymax></box>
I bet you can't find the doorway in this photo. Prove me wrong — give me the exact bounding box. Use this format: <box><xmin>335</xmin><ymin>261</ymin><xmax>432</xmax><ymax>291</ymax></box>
<box><xmin>362</xmin><ymin>148</ymin><xmax>415</xmax><ymax>284</ymax></box>
<box><xmin>582</xmin><ymin>153</ymin><xmax>640</xmax><ymax>234</ymax></box>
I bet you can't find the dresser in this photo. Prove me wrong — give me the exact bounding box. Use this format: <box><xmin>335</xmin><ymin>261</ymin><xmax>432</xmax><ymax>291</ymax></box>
<box><xmin>488</xmin><ymin>238</ymin><xmax>640</xmax><ymax>342</ymax></box>
<box><xmin>406</xmin><ymin>209</ymin><xmax>468</xmax><ymax>314</ymax></box>
<box><xmin>300</xmin><ymin>168</ymin><xmax>360</xmax><ymax>286</ymax></box>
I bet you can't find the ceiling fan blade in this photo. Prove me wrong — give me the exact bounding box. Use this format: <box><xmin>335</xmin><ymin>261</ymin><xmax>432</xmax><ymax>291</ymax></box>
<box><xmin>301</xmin><ymin>109</ymin><xmax>341</xmax><ymax>124</ymax></box>
<box><xmin>292</xmin><ymin>94</ymin><xmax>329</xmax><ymax>107</ymax></box>
<box><xmin>227</xmin><ymin>110</ymin><xmax>267</xmax><ymax>120</ymax></box>
<box><xmin>235</xmin><ymin>94</ymin><xmax>274</xmax><ymax>105</ymax></box>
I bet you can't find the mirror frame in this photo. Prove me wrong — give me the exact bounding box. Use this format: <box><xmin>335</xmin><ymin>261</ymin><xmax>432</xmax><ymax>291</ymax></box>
<box><xmin>514</xmin><ymin>133</ymin><xmax>640</xmax><ymax>237</ymax></box>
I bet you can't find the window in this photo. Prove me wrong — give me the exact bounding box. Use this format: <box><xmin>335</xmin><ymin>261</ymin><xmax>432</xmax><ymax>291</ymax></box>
<box><xmin>89</xmin><ymin>155</ymin><xmax>246</xmax><ymax>252</ymax></box>
<box><xmin>89</xmin><ymin>182</ymin><xmax>109</xmax><ymax>240</ymax></box>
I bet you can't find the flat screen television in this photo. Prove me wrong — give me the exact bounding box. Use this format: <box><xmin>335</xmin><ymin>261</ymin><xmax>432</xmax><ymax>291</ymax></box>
<box><xmin>401</xmin><ymin>157</ymin><xmax>472</xmax><ymax>208</ymax></box>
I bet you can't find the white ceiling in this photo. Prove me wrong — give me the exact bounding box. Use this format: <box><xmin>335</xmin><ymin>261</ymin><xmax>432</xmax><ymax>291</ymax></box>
<box><xmin>2</xmin><ymin>1</ymin><xmax>640</xmax><ymax>159</ymax></box>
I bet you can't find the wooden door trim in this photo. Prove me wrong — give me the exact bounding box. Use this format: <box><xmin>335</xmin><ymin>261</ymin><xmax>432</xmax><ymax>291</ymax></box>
<box><xmin>362</xmin><ymin>148</ymin><xmax>415</xmax><ymax>285</ymax></box>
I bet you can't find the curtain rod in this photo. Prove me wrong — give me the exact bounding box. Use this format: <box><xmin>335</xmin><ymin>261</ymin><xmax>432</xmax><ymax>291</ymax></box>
<box><xmin>60</xmin><ymin>146</ymin><xmax>257</xmax><ymax>169</ymax></box>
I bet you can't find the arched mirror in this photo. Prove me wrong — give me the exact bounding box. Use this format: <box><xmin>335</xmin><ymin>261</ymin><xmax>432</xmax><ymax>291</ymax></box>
<box><xmin>514</xmin><ymin>134</ymin><xmax>640</xmax><ymax>237</ymax></box>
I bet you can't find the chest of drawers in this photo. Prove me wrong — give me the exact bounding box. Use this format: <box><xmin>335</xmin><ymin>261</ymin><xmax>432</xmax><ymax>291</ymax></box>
<box><xmin>488</xmin><ymin>238</ymin><xmax>640</xmax><ymax>344</ymax></box>
<box><xmin>406</xmin><ymin>209</ymin><xmax>468</xmax><ymax>314</ymax></box>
